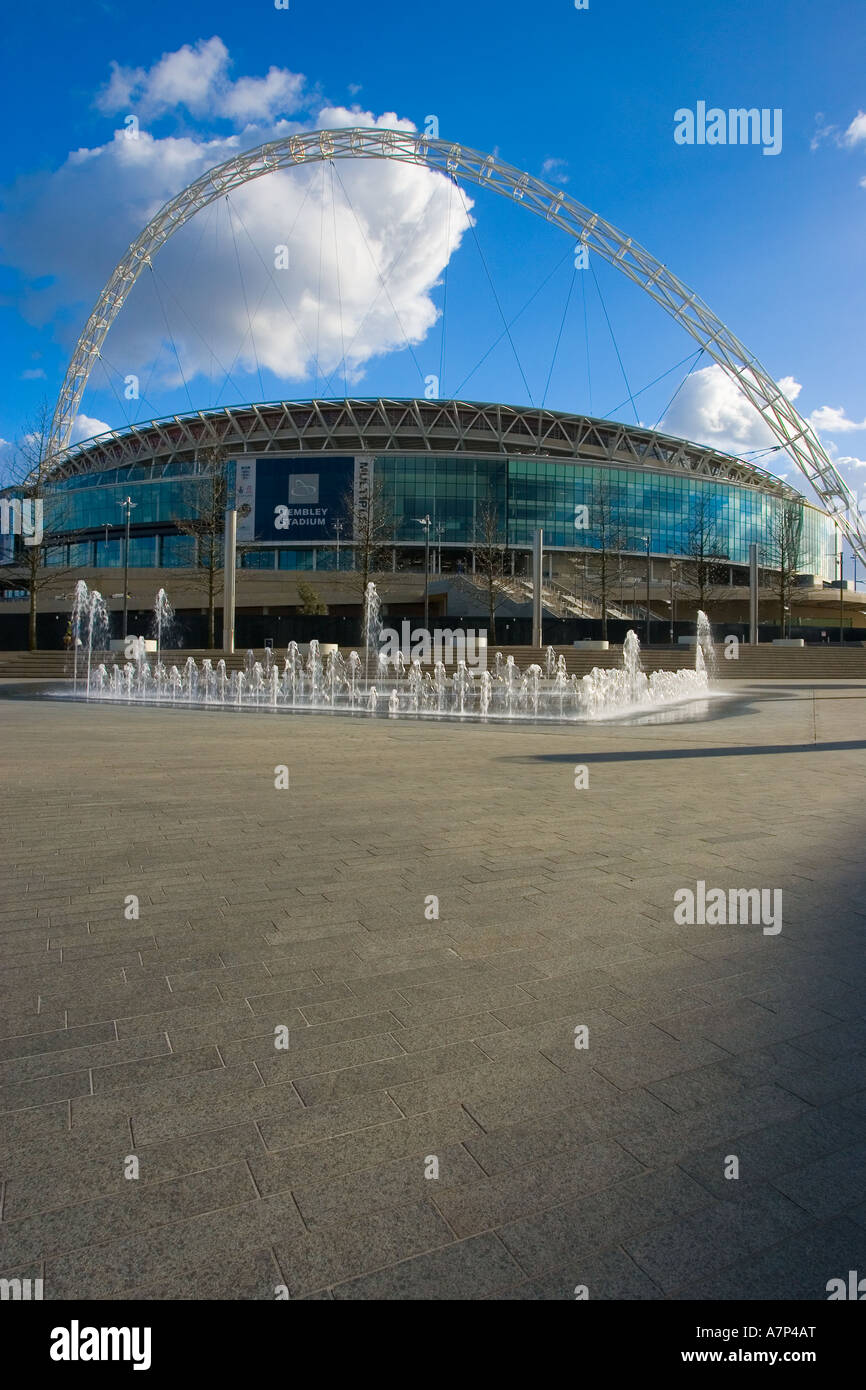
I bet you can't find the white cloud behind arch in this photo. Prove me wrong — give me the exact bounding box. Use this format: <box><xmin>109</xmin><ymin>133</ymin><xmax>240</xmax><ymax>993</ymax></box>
<box><xmin>1</xmin><ymin>40</ymin><xmax>473</xmax><ymax>411</ymax></box>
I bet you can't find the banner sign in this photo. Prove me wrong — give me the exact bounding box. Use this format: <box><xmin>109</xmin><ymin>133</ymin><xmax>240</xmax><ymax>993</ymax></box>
<box><xmin>234</xmin><ymin>457</ymin><xmax>356</xmax><ymax>543</ymax></box>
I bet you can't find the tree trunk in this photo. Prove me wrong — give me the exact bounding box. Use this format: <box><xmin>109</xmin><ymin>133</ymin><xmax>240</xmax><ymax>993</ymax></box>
<box><xmin>28</xmin><ymin>588</ymin><xmax>37</xmax><ymax>651</ymax></box>
<box><xmin>208</xmin><ymin>548</ymin><xmax>216</xmax><ymax>649</ymax></box>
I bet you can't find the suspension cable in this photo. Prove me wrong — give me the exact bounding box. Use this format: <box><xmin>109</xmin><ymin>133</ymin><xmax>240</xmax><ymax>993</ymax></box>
<box><xmin>651</xmin><ymin>348</ymin><xmax>706</xmax><ymax>431</ymax></box>
<box><xmin>601</xmin><ymin>348</ymin><xmax>703</xmax><ymax>421</ymax></box>
<box><xmin>90</xmin><ymin>353</ymin><xmax>135</xmax><ymax>432</ymax></box>
<box><xmin>96</xmin><ymin>345</ymin><xmax>168</xmax><ymax>424</ymax></box>
<box><xmin>589</xmin><ymin>256</ymin><xmax>638</xmax><ymax>423</ymax></box>
<box><xmin>581</xmin><ymin>263</ymin><xmax>592</xmax><ymax>415</ymax></box>
<box><xmin>329</xmin><ymin>163</ymin><xmax>428</xmax><ymax>391</ymax></box>
<box><xmin>146</xmin><ymin>251</ymin><xmax>251</xmax><ymax>411</ymax></box>
<box><xmin>225</xmin><ymin>194</ymin><xmax>266</xmax><ymax>402</ymax></box>
<box><xmin>328</xmin><ymin>163</ymin><xmax>349</xmax><ymax>398</ymax></box>
<box><xmin>224</xmin><ymin>176</ymin><xmax>322</xmax><ymax>382</ymax></box>
<box><xmin>147</xmin><ymin>263</ymin><xmax>195</xmax><ymax>413</ymax></box>
<box><xmin>453</xmin><ymin>177</ymin><xmax>533</xmax><ymax>404</ymax></box>
<box><xmin>320</xmin><ymin>170</ymin><xmax>440</xmax><ymax>398</ymax></box>
<box><xmin>542</xmin><ymin>264</ymin><xmax>577</xmax><ymax>408</ymax></box>
<box><xmin>438</xmin><ymin>173</ymin><xmax>454</xmax><ymax>396</ymax></box>
<box><xmin>314</xmin><ymin>161</ymin><xmax>326</xmax><ymax>395</ymax></box>
<box><xmin>454</xmin><ymin>244</ymin><xmax>573</xmax><ymax>398</ymax></box>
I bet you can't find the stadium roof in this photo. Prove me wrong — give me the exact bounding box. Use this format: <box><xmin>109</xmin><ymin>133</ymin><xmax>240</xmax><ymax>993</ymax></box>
<box><xmin>48</xmin><ymin>398</ymin><xmax>803</xmax><ymax>502</ymax></box>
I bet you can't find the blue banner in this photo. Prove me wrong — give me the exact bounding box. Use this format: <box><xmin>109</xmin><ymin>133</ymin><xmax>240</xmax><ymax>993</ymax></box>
<box><xmin>235</xmin><ymin>457</ymin><xmax>356</xmax><ymax>543</ymax></box>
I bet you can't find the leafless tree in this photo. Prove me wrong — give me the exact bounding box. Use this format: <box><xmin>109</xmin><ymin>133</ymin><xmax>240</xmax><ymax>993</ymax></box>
<box><xmin>339</xmin><ymin>473</ymin><xmax>395</xmax><ymax>597</ymax></box>
<box><xmin>175</xmin><ymin>446</ymin><xmax>230</xmax><ymax>649</ymax></box>
<box><xmin>765</xmin><ymin>499</ymin><xmax>804</xmax><ymax>637</ymax></box>
<box><xmin>574</xmin><ymin>474</ymin><xmax>626</xmax><ymax>639</ymax></box>
<box><xmin>680</xmin><ymin>493</ymin><xmax>729</xmax><ymax>614</ymax></box>
<box><xmin>470</xmin><ymin>497</ymin><xmax>514</xmax><ymax>644</ymax></box>
<box><xmin>1</xmin><ymin>401</ymin><xmax>80</xmax><ymax>651</ymax></box>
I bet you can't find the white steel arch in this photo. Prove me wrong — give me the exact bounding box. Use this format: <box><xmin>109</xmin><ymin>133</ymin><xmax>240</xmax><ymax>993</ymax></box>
<box><xmin>48</xmin><ymin>126</ymin><xmax>866</xmax><ymax>562</ymax></box>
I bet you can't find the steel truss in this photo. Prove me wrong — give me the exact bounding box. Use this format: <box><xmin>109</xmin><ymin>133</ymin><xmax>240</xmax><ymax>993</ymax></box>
<box><xmin>49</xmin><ymin>398</ymin><xmax>801</xmax><ymax>502</ymax></box>
<box><xmin>46</xmin><ymin>127</ymin><xmax>866</xmax><ymax>561</ymax></box>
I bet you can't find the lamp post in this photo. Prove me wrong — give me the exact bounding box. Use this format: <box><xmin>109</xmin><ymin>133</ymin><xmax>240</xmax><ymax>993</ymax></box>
<box><xmin>839</xmin><ymin>544</ymin><xmax>845</xmax><ymax>646</ymax></box>
<box><xmin>641</xmin><ymin>536</ymin><xmax>651</xmax><ymax>645</ymax></box>
<box><xmin>435</xmin><ymin>522</ymin><xmax>444</xmax><ymax>574</ymax></box>
<box><xmin>119</xmin><ymin>496</ymin><xmax>136</xmax><ymax>639</ymax></box>
<box><xmin>334</xmin><ymin>520</ymin><xmax>343</xmax><ymax>572</ymax></box>
<box><xmin>416</xmin><ymin>514</ymin><xmax>431</xmax><ymax>627</ymax></box>
<box><xmin>99</xmin><ymin>522</ymin><xmax>112</xmax><ymax>569</ymax></box>
<box><xmin>669</xmin><ymin>562</ymin><xmax>678</xmax><ymax>644</ymax></box>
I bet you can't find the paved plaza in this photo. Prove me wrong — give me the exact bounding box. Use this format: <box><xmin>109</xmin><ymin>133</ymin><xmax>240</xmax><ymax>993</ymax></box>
<box><xmin>1</xmin><ymin>682</ymin><xmax>865</xmax><ymax>1300</ymax></box>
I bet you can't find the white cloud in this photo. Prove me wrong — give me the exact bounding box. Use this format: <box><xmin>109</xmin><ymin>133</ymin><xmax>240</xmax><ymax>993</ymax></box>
<box><xmin>69</xmin><ymin>414</ymin><xmax>113</xmax><ymax>444</ymax></box>
<box><xmin>95</xmin><ymin>37</ymin><xmax>305</xmax><ymax>125</ymax></box>
<box><xmin>812</xmin><ymin>109</ymin><xmax>866</xmax><ymax>187</ymax></box>
<box><xmin>662</xmin><ymin>364</ymin><xmax>866</xmax><ymax>499</ymax></box>
<box><xmin>842</xmin><ymin>111</ymin><xmax>866</xmax><ymax>147</ymax></box>
<box><xmin>20</xmin><ymin>368</ymin><xmax>46</xmax><ymax>380</ymax></box>
<box><xmin>809</xmin><ymin>405</ymin><xmax>866</xmax><ymax>433</ymax></box>
<box><xmin>662</xmin><ymin>364</ymin><xmax>793</xmax><ymax>456</ymax></box>
<box><xmin>541</xmin><ymin>157</ymin><xmax>569</xmax><ymax>185</ymax></box>
<box><xmin>1</xmin><ymin>41</ymin><xmax>473</xmax><ymax>411</ymax></box>
<box><xmin>826</xmin><ymin>441</ymin><xmax>866</xmax><ymax>472</ymax></box>
<box><xmin>810</xmin><ymin>113</ymin><xmax>838</xmax><ymax>150</ymax></box>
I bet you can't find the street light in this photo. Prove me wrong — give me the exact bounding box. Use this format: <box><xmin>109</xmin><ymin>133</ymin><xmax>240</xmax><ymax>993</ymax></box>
<box><xmin>641</xmin><ymin>536</ymin><xmax>651</xmax><ymax>645</ymax></box>
<box><xmin>627</xmin><ymin>576</ymin><xmax>640</xmax><ymax>620</ymax></box>
<box><xmin>435</xmin><ymin>522</ymin><xmax>445</xmax><ymax>574</ymax></box>
<box><xmin>334</xmin><ymin>520</ymin><xmax>343</xmax><ymax>572</ymax></box>
<box><xmin>669</xmin><ymin>561</ymin><xmax>678</xmax><ymax>644</ymax></box>
<box><xmin>416</xmin><ymin>515</ymin><xmax>432</xmax><ymax>627</ymax></box>
<box><xmin>119</xmin><ymin>496</ymin><xmax>137</xmax><ymax>639</ymax></box>
<box><xmin>97</xmin><ymin>522</ymin><xmax>113</xmax><ymax>572</ymax></box>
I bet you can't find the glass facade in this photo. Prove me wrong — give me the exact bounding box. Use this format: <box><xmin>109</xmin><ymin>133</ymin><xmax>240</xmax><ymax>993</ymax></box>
<box><xmin>378</xmin><ymin>454</ymin><xmax>834</xmax><ymax>572</ymax></box>
<box><xmin>30</xmin><ymin>447</ymin><xmax>837</xmax><ymax>578</ymax></box>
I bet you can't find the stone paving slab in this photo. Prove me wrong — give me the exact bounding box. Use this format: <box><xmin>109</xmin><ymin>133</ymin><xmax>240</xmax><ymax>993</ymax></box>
<box><xmin>0</xmin><ymin>680</ymin><xmax>865</xmax><ymax>1299</ymax></box>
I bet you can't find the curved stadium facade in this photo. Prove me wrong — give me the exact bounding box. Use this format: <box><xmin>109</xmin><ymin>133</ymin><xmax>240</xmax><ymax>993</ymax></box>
<box><xmin>0</xmin><ymin>398</ymin><xmax>846</xmax><ymax>646</ymax></box>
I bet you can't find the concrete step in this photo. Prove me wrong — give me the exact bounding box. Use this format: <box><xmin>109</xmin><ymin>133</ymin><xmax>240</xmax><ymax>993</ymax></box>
<box><xmin>3</xmin><ymin>645</ymin><xmax>866</xmax><ymax>681</ymax></box>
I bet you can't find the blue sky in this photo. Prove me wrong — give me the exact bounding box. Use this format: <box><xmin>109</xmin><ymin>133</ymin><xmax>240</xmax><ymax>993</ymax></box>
<box><xmin>1</xmin><ymin>0</ymin><xmax>865</xmax><ymax>542</ymax></box>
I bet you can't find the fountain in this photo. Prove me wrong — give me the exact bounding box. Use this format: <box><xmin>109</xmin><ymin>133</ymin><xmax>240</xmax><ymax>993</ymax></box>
<box><xmin>63</xmin><ymin>581</ymin><xmax>720</xmax><ymax>724</ymax></box>
<box><xmin>363</xmin><ymin>582</ymin><xmax>382</xmax><ymax>688</ymax></box>
<box><xmin>70</xmin><ymin>580</ymin><xmax>87</xmax><ymax>692</ymax></box>
<box><xmin>152</xmin><ymin>588</ymin><xmax>175</xmax><ymax>667</ymax></box>
<box><xmin>696</xmin><ymin>611</ymin><xmax>718</xmax><ymax>681</ymax></box>
<box><xmin>69</xmin><ymin>580</ymin><xmax>110</xmax><ymax>693</ymax></box>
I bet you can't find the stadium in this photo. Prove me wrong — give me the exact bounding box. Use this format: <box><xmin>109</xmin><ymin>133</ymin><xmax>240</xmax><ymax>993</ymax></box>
<box><xmin>1</xmin><ymin>128</ymin><xmax>863</xmax><ymax>648</ymax></box>
<box><xmin>0</xmin><ymin>395</ymin><xmax>852</xmax><ymax>650</ymax></box>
